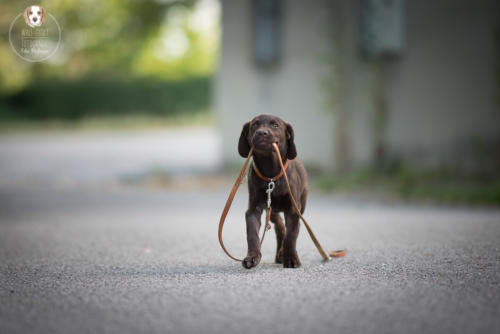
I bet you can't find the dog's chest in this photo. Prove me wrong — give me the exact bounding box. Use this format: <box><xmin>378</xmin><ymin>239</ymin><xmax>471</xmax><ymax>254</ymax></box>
<box><xmin>256</xmin><ymin>179</ymin><xmax>290</xmax><ymax>210</ymax></box>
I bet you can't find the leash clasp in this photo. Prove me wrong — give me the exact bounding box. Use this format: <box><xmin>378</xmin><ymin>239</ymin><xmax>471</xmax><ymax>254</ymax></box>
<box><xmin>266</xmin><ymin>181</ymin><xmax>275</xmax><ymax>209</ymax></box>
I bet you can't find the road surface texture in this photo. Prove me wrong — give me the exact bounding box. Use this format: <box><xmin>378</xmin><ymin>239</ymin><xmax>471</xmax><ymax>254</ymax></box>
<box><xmin>1</xmin><ymin>129</ymin><xmax>499</xmax><ymax>334</ymax></box>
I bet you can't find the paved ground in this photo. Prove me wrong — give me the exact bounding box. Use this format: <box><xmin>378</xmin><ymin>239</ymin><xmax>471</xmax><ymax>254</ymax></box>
<box><xmin>1</xmin><ymin>129</ymin><xmax>499</xmax><ymax>334</ymax></box>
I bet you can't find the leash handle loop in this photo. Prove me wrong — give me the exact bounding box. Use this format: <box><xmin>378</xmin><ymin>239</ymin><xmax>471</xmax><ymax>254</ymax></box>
<box><xmin>217</xmin><ymin>146</ymin><xmax>254</xmax><ymax>262</ymax></box>
<box><xmin>217</xmin><ymin>146</ymin><xmax>273</xmax><ymax>262</ymax></box>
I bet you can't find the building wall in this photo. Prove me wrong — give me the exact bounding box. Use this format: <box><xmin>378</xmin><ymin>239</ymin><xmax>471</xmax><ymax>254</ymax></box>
<box><xmin>216</xmin><ymin>0</ymin><xmax>337</xmax><ymax>169</ymax></box>
<box><xmin>385</xmin><ymin>0</ymin><xmax>500</xmax><ymax>170</ymax></box>
<box><xmin>216</xmin><ymin>0</ymin><xmax>500</xmax><ymax>171</ymax></box>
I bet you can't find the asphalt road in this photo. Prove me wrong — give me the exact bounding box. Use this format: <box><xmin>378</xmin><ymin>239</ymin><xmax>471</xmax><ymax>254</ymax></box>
<box><xmin>1</xmin><ymin>129</ymin><xmax>500</xmax><ymax>334</ymax></box>
<box><xmin>1</xmin><ymin>185</ymin><xmax>500</xmax><ymax>334</ymax></box>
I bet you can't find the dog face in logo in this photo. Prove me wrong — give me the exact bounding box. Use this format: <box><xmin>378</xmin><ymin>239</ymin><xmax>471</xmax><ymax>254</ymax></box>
<box><xmin>24</xmin><ymin>5</ymin><xmax>46</xmax><ymax>27</ymax></box>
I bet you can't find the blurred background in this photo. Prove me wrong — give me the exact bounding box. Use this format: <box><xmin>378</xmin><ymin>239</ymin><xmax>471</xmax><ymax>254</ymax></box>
<box><xmin>3</xmin><ymin>3</ymin><xmax>500</xmax><ymax>333</ymax></box>
<box><xmin>1</xmin><ymin>0</ymin><xmax>500</xmax><ymax>204</ymax></box>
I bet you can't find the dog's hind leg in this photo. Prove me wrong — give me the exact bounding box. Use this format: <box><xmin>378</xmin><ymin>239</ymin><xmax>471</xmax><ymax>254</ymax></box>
<box><xmin>271</xmin><ymin>212</ymin><xmax>285</xmax><ymax>264</ymax></box>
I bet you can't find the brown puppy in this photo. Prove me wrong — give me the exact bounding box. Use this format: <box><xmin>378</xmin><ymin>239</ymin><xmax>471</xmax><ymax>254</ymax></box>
<box><xmin>238</xmin><ymin>114</ymin><xmax>308</xmax><ymax>269</ymax></box>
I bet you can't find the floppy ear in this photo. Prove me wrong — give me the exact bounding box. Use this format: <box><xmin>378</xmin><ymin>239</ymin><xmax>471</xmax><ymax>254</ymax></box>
<box><xmin>238</xmin><ymin>121</ymin><xmax>251</xmax><ymax>157</ymax></box>
<box><xmin>41</xmin><ymin>7</ymin><xmax>46</xmax><ymax>23</ymax></box>
<box><xmin>24</xmin><ymin>7</ymin><xmax>30</xmax><ymax>25</ymax></box>
<box><xmin>285</xmin><ymin>123</ymin><xmax>297</xmax><ymax>160</ymax></box>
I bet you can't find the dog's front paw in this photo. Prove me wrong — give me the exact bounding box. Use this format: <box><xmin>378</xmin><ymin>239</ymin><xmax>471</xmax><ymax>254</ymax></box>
<box><xmin>242</xmin><ymin>253</ymin><xmax>261</xmax><ymax>269</ymax></box>
<box><xmin>282</xmin><ymin>253</ymin><xmax>301</xmax><ymax>268</ymax></box>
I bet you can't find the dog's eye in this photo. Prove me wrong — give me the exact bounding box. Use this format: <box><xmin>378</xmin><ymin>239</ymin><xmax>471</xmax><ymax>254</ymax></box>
<box><xmin>38</xmin><ymin>11</ymin><xmax>41</xmax><ymax>15</ymax></box>
<box><xmin>272</xmin><ymin>123</ymin><xmax>279</xmax><ymax>128</ymax></box>
<box><xmin>29</xmin><ymin>11</ymin><xmax>32</xmax><ymax>15</ymax></box>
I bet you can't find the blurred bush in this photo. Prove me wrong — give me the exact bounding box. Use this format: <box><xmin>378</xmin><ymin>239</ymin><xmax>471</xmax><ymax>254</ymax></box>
<box><xmin>0</xmin><ymin>76</ymin><xmax>211</xmax><ymax>121</ymax></box>
<box><xmin>0</xmin><ymin>0</ymin><xmax>219</xmax><ymax>122</ymax></box>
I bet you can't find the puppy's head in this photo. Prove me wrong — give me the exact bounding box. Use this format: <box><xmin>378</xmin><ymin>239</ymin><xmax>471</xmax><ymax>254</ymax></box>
<box><xmin>238</xmin><ymin>114</ymin><xmax>297</xmax><ymax>160</ymax></box>
<box><xmin>24</xmin><ymin>5</ymin><xmax>46</xmax><ymax>28</ymax></box>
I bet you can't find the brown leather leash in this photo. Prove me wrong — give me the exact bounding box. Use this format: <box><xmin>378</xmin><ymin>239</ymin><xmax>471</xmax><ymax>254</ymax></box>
<box><xmin>271</xmin><ymin>143</ymin><xmax>346</xmax><ymax>260</ymax></box>
<box><xmin>252</xmin><ymin>159</ymin><xmax>289</xmax><ymax>182</ymax></box>
<box><xmin>217</xmin><ymin>146</ymin><xmax>255</xmax><ymax>262</ymax></box>
<box><xmin>217</xmin><ymin>144</ymin><xmax>346</xmax><ymax>263</ymax></box>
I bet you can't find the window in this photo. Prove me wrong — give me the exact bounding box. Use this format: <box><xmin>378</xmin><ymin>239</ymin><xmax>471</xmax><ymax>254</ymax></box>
<box><xmin>252</xmin><ymin>0</ymin><xmax>281</xmax><ymax>67</ymax></box>
<box><xmin>361</xmin><ymin>0</ymin><xmax>405</xmax><ymax>59</ymax></box>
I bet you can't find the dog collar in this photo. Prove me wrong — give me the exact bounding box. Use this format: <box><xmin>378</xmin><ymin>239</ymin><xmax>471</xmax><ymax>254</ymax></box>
<box><xmin>252</xmin><ymin>159</ymin><xmax>289</xmax><ymax>182</ymax></box>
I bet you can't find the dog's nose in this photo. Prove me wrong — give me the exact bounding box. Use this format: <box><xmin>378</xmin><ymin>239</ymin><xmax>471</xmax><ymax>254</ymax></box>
<box><xmin>256</xmin><ymin>129</ymin><xmax>269</xmax><ymax>137</ymax></box>
<box><xmin>33</xmin><ymin>17</ymin><xmax>38</xmax><ymax>22</ymax></box>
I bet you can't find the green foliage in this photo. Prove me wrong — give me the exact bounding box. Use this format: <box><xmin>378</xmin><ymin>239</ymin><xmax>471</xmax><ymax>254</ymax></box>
<box><xmin>0</xmin><ymin>0</ymin><xmax>219</xmax><ymax>120</ymax></box>
<box><xmin>0</xmin><ymin>76</ymin><xmax>211</xmax><ymax>121</ymax></box>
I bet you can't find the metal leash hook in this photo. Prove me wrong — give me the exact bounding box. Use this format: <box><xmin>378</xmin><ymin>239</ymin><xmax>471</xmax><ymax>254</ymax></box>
<box><xmin>266</xmin><ymin>180</ymin><xmax>275</xmax><ymax>208</ymax></box>
<box><xmin>264</xmin><ymin>180</ymin><xmax>275</xmax><ymax>231</ymax></box>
